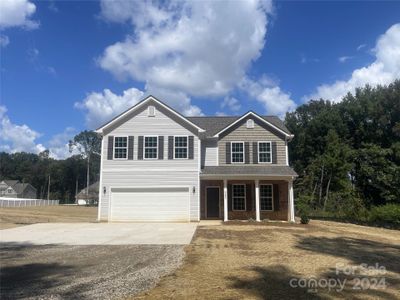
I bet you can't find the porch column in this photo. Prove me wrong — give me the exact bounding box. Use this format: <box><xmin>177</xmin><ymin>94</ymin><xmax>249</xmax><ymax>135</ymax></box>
<box><xmin>288</xmin><ymin>180</ymin><xmax>295</xmax><ymax>223</ymax></box>
<box><xmin>223</xmin><ymin>179</ymin><xmax>228</xmax><ymax>222</ymax></box>
<box><xmin>255</xmin><ymin>179</ymin><xmax>260</xmax><ymax>222</ymax></box>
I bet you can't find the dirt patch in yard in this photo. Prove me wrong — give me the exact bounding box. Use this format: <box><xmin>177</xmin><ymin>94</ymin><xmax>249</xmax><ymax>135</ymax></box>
<box><xmin>0</xmin><ymin>206</ymin><xmax>97</xmax><ymax>229</ymax></box>
<box><xmin>135</xmin><ymin>220</ymin><xmax>400</xmax><ymax>300</ymax></box>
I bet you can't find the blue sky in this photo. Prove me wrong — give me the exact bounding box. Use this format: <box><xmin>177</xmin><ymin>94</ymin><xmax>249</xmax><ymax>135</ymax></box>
<box><xmin>1</xmin><ymin>0</ymin><xmax>399</xmax><ymax>158</ymax></box>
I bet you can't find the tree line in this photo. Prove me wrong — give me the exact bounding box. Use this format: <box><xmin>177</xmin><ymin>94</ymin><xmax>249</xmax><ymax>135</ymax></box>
<box><xmin>286</xmin><ymin>80</ymin><xmax>400</xmax><ymax>224</ymax></box>
<box><xmin>0</xmin><ymin>131</ymin><xmax>101</xmax><ymax>203</ymax></box>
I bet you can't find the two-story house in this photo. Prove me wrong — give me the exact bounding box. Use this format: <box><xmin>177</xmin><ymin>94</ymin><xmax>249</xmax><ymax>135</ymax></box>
<box><xmin>96</xmin><ymin>96</ymin><xmax>297</xmax><ymax>223</ymax></box>
<box><xmin>0</xmin><ymin>180</ymin><xmax>37</xmax><ymax>199</ymax></box>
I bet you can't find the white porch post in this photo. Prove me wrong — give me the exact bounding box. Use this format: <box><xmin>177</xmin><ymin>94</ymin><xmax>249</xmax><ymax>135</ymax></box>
<box><xmin>288</xmin><ymin>180</ymin><xmax>295</xmax><ymax>223</ymax></box>
<box><xmin>255</xmin><ymin>179</ymin><xmax>260</xmax><ymax>222</ymax></box>
<box><xmin>223</xmin><ymin>179</ymin><xmax>228</xmax><ymax>222</ymax></box>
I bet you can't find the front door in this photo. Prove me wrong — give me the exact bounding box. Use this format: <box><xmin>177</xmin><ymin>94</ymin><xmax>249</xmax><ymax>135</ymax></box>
<box><xmin>206</xmin><ymin>187</ymin><xmax>220</xmax><ymax>218</ymax></box>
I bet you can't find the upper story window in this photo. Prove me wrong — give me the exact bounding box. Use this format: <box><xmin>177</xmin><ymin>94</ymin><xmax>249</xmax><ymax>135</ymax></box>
<box><xmin>232</xmin><ymin>184</ymin><xmax>246</xmax><ymax>211</ymax></box>
<box><xmin>260</xmin><ymin>184</ymin><xmax>273</xmax><ymax>211</ymax></box>
<box><xmin>144</xmin><ymin>136</ymin><xmax>158</xmax><ymax>159</ymax></box>
<box><xmin>114</xmin><ymin>137</ymin><xmax>128</xmax><ymax>159</ymax></box>
<box><xmin>148</xmin><ymin>106</ymin><xmax>155</xmax><ymax>117</ymax></box>
<box><xmin>174</xmin><ymin>136</ymin><xmax>188</xmax><ymax>159</ymax></box>
<box><xmin>246</xmin><ymin>119</ymin><xmax>254</xmax><ymax>128</ymax></box>
<box><xmin>258</xmin><ymin>141</ymin><xmax>272</xmax><ymax>163</ymax></box>
<box><xmin>231</xmin><ymin>142</ymin><xmax>244</xmax><ymax>163</ymax></box>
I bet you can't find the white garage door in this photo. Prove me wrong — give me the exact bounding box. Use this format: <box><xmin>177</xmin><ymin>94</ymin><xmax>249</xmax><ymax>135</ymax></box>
<box><xmin>110</xmin><ymin>187</ymin><xmax>190</xmax><ymax>222</ymax></box>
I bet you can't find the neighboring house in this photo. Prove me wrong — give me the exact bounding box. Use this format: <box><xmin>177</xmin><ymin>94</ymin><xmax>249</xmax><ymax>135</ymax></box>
<box><xmin>75</xmin><ymin>181</ymin><xmax>99</xmax><ymax>204</ymax></box>
<box><xmin>96</xmin><ymin>96</ymin><xmax>297</xmax><ymax>223</ymax></box>
<box><xmin>0</xmin><ymin>180</ymin><xmax>37</xmax><ymax>199</ymax></box>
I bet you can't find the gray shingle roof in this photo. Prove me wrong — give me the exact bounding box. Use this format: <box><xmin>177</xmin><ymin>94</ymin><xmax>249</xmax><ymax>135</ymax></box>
<box><xmin>187</xmin><ymin>115</ymin><xmax>290</xmax><ymax>137</ymax></box>
<box><xmin>4</xmin><ymin>180</ymin><xmax>19</xmax><ymax>187</ymax></box>
<box><xmin>201</xmin><ymin>166</ymin><xmax>298</xmax><ymax>177</ymax></box>
<box><xmin>13</xmin><ymin>183</ymin><xmax>36</xmax><ymax>194</ymax></box>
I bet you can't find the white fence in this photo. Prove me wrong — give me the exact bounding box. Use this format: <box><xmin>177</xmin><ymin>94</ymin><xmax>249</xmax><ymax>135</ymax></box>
<box><xmin>0</xmin><ymin>197</ymin><xmax>59</xmax><ymax>207</ymax></box>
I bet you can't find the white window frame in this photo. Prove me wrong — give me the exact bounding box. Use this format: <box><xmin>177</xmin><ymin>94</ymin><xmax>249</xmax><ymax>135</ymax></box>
<box><xmin>232</xmin><ymin>184</ymin><xmax>246</xmax><ymax>211</ymax></box>
<box><xmin>143</xmin><ymin>135</ymin><xmax>158</xmax><ymax>160</ymax></box>
<box><xmin>258</xmin><ymin>141</ymin><xmax>272</xmax><ymax>164</ymax></box>
<box><xmin>231</xmin><ymin>141</ymin><xmax>245</xmax><ymax>164</ymax></box>
<box><xmin>174</xmin><ymin>135</ymin><xmax>189</xmax><ymax>159</ymax></box>
<box><xmin>113</xmin><ymin>136</ymin><xmax>128</xmax><ymax>160</ymax></box>
<box><xmin>260</xmin><ymin>184</ymin><xmax>274</xmax><ymax>211</ymax></box>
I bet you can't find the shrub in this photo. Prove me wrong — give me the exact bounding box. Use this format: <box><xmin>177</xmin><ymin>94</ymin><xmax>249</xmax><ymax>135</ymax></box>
<box><xmin>369</xmin><ymin>204</ymin><xmax>400</xmax><ymax>225</ymax></box>
<box><xmin>300</xmin><ymin>214</ymin><xmax>310</xmax><ymax>224</ymax></box>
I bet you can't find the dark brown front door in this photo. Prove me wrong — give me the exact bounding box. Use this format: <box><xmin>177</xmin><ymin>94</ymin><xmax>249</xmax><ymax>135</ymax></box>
<box><xmin>206</xmin><ymin>187</ymin><xmax>220</xmax><ymax>218</ymax></box>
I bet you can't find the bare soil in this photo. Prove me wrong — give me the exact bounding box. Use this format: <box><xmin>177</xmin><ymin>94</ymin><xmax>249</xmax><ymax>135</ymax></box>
<box><xmin>135</xmin><ymin>220</ymin><xmax>400</xmax><ymax>300</ymax></box>
<box><xmin>0</xmin><ymin>206</ymin><xmax>97</xmax><ymax>229</ymax></box>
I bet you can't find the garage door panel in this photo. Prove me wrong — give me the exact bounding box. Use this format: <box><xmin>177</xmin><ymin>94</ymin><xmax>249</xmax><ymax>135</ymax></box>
<box><xmin>110</xmin><ymin>187</ymin><xmax>190</xmax><ymax>222</ymax></box>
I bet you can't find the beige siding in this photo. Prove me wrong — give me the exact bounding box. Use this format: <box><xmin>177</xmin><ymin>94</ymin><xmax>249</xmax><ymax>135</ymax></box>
<box><xmin>99</xmin><ymin>107</ymin><xmax>200</xmax><ymax>221</ymax></box>
<box><xmin>202</xmin><ymin>139</ymin><xmax>218</xmax><ymax>166</ymax></box>
<box><xmin>218</xmin><ymin>120</ymin><xmax>287</xmax><ymax>165</ymax></box>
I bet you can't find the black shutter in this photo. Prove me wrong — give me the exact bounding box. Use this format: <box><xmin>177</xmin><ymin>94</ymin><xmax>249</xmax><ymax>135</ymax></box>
<box><xmin>158</xmin><ymin>136</ymin><xmax>164</xmax><ymax>159</ymax></box>
<box><xmin>272</xmin><ymin>141</ymin><xmax>277</xmax><ymax>164</ymax></box>
<box><xmin>273</xmin><ymin>184</ymin><xmax>279</xmax><ymax>211</ymax></box>
<box><xmin>168</xmin><ymin>136</ymin><xmax>174</xmax><ymax>159</ymax></box>
<box><xmin>128</xmin><ymin>136</ymin><xmax>134</xmax><ymax>160</ymax></box>
<box><xmin>245</xmin><ymin>142</ymin><xmax>250</xmax><ymax>164</ymax></box>
<box><xmin>226</xmin><ymin>142</ymin><xmax>231</xmax><ymax>164</ymax></box>
<box><xmin>228</xmin><ymin>184</ymin><xmax>232</xmax><ymax>211</ymax></box>
<box><xmin>107</xmin><ymin>136</ymin><xmax>114</xmax><ymax>160</ymax></box>
<box><xmin>253</xmin><ymin>142</ymin><xmax>258</xmax><ymax>164</ymax></box>
<box><xmin>138</xmin><ymin>136</ymin><xmax>143</xmax><ymax>160</ymax></box>
<box><xmin>188</xmin><ymin>136</ymin><xmax>194</xmax><ymax>159</ymax></box>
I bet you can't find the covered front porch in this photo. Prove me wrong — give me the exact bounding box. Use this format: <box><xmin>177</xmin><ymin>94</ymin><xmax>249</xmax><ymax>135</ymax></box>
<box><xmin>200</xmin><ymin>166</ymin><xmax>297</xmax><ymax>222</ymax></box>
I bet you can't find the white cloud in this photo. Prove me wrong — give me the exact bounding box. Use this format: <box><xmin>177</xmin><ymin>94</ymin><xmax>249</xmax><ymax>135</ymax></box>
<box><xmin>221</xmin><ymin>96</ymin><xmax>241</xmax><ymax>112</ymax></box>
<box><xmin>75</xmin><ymin>88</ymin><xmax>145</xmax><ymax>129</ymax></box>
<box><xmin>98</xmin><ymin>0</ymin><xmax>273</xmax><ymax>114</ymax></box>
<box><xmin>357</xmin><ymin>44</ymin><xmax>366</xmax><ymax>51</ymax></box>
<box><xmin>0</xmin><ymin>34</ymin><xmax>9</xmax><ymax>47</ymax></box>
<box><xmin>241</xmin><ymin>76</ymin><xmax>296</xmax><ymax>118</ymax></box>
<box><xmin>47</xmin><ymin>127</ymin><xmax>79</xmax><ymax>159</ymax></box>
<box><xmin>0</xmin><ymin>0</ymin><xmax>38</xmax><ymax>29</ymax></box>
<box><xmin>0</xmin><ymin>105</ymin><xmax>45</xmax><ymax>153</ymax></box>
<box><xmin>338</xmin><ymin>56</ymin><xmax>353</xmax><ymax>63</ymax></box>
<box><xmin>305</xmin><ymin>23</ymin><xmax>400</xmax><ymax>102</ymax></box>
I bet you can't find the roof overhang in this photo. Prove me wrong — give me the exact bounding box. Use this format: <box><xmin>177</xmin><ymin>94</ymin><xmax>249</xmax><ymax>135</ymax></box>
<box><xmin>213</xmin><ymin>111</ymin><xmax>294</xmax><ymax>139</ymax></box>
<box><xmin>200</xmin><ymin>174</ymin><xmax>297</xmax><ymax>181</ymax></box>
<box><xmin>96</xmin><ymin>95</ymin><xmax>205</xmax><ymax>134</ymax></box>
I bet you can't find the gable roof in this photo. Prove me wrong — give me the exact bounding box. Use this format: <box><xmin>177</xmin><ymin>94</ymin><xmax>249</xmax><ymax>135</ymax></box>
<box><xmin>95</xmin><ymin>96</ymin><xmax>292</xmax><ymax>139</ymax></box>
<box><xmin>3</xmin><ymin>180</ymin><xmax>19</xmax><ymax>187</ymax></box>
<box><xmin>13</xmin><ymin>183</ymin><xmax>36</xmax><ymax>194</ymax></box>
<box><xmin>96</xmin><ymin>95</ymin><xmax>205</xmax><ymax>134</ymax></box>
<box><xmin>187</xmin><ymin>115</ymin><xmax>291</xmax><ymax>138</ymax></box>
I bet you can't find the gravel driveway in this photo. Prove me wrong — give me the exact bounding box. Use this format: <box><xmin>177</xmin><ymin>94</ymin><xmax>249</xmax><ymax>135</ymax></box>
<box><xmin>0</xmin><ymin>243</ymin><xmax>185</xmax><ymax>299</ymax></box>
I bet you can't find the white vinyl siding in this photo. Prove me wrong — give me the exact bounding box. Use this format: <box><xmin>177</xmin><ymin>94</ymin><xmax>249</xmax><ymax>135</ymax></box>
<box><xmin>202</xmin><ymin>139</ymin><xmax>218</xmax><ymax>166</ymax></box>
<box><xmin>99</xmin><ymin>107</ymin><xmax>199</xmax><ymax>222</ymax></box>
